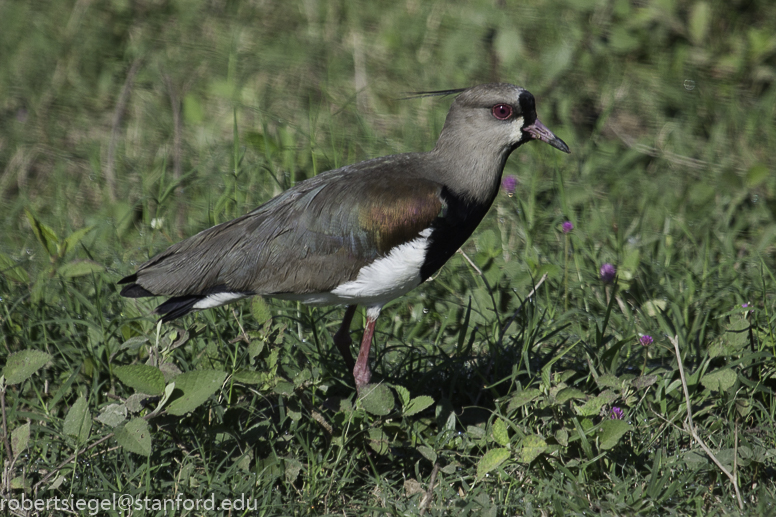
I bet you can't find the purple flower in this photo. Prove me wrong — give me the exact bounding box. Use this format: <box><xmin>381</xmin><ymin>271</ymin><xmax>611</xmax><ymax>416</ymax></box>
<box><xmin>562</xmin><ymin>221</ymin><xmax>574</xmax><ymax>234</ymax></box>
<box><xmin>639</xmin><ymin>335</ymin><xmax>653</xmax><ymax>347</ymax></box>
<box><xmin>610</xmin><ymin>407</ymin><xmax>624</xmax><ymax>420</ymax></box>
<box><xmin>741</xmin><ymin>303</ymin><xmax>749</xmax><ymax>308</ymax></box>
<box><xmin>600</xmin><ymin>263</ymin><xmax>616</xmax><ymax>283</ymax></box>
<box><xmin>501</xmin><ymin>175</ymin><xmax>518</xmax><ymax>196</ymax></box>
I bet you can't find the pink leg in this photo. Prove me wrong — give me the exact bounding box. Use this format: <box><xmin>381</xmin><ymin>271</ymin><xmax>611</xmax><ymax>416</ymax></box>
<box><xmin>354</xmin><ymin>308</ymin><xmax>380</xmax><ymax>392</ymax></box>
<box><xmin>333</xmin><ymin>305</ymin><xmax>357</xmax><ymax>371</ymax></box>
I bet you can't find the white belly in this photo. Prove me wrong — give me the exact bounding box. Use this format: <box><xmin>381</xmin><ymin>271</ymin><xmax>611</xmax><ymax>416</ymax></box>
<box><xmin>275</xmin><ymin>228</ymin><xmax>431</xmax><ymax>308</ymax></box>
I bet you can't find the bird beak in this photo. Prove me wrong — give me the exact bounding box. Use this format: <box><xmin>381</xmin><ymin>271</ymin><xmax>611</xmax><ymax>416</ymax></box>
<box><xmin>523</xmin><ymin>119</ymin><xmax>570</xmax><ymax>154</ymax></box>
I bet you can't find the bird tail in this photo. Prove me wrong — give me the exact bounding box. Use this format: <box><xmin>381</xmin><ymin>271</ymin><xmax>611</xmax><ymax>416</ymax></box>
<box><xmin>119</xmin><ymin>276</ymin><xmax>249</xmax><ymax>322</ymax></box>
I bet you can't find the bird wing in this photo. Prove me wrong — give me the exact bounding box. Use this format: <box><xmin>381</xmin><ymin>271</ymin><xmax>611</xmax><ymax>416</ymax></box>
<box><xmin>120</xmin><ymin>154</ymin><xmax>445</xmax><ymax>298</ymax></box>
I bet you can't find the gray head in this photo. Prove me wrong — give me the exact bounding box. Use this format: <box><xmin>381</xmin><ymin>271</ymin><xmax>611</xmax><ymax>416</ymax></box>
<box><xmin>429</xmin><ymin>83</ymin><xmax>569</xmax><ymax>202</ymax></box>
<box><xmin>435</xmin><ymin>83</ymin><xmax>569</xmax><ymax>154</ymax></box>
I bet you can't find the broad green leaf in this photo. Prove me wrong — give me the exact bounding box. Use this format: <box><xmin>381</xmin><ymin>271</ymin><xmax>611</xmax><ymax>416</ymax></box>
<box><xmin>556</xmin><ymin>370</ymin><xmax>576</xmax><ymax>384</ymax></box>
<box><xmin>3</xmin><ymin>350</ymin><xmax>51</xmax><ymax>385</ymax></box>
<box><xmin>476</xmin><ymin>448</ymin><xmax>510</xmax><ymax>480</ymax></box>
<box><xmin>165</xmin><ymin>370</ymin><xmax>227</xmax><ymax>416</ymax></box>
<box><xmin>597</xmin><ymin>374</ymin><xmax>622</xmax><ymax>389</ymax></box>
<box><xmin>248</xmin><ymin>339</ymin><xmax>265</xmax><ymax>359</ymax></box>
<box><xmin>726</xmin><ymin>315</ymin><xmax>750</xmax><ymax>345</ymax></box>
<box><xmin>467</xmin><ymin>425</ymin><xmax>486</xmax><ymax>440</ymax></box>
<box><xmin>440</xmin><ymin>463</ymin><xmax>458</xmax><ymax>475</ymax></box>
<box><xmin>643</xmin><ymin>299</ymin><xmax>667</xmax><ymax>317</ymax></box>
<box><xmin>746</xmin><ymin>164</ymin><xmax>769</xmax><ymax>188</ymax></box>
<box><xmin>251</xmin><ymin>297</ymin><xmax>272</xmax><ymax>325</ymax></box>
<box><xmin>506</xmin><ymin>388</ymin><xmax>541</xmax><ymax>413</ymax></box>
<box><xmin>368</xmin><ymin>427</ymin><xmax>389</xmax><ymax>454</ymax></box>
<box><xmin>111</xmin><ymin>201</ymin><xmax>135</xmax><ymax>239</ymax></box>
<box><xmin>710</xmin><ymin>316</ymin><xmax>749</xmax><ymax>357</ymax></box>
<box><xmin>96</xmin><ymin>404</ymin><xmax>127</xmax><ymax>428</ymax></box>
<box><xmin>555</xmin><ymin>428</ymin><xmax>569</xmax><ymax>447</ymax></box>
<box><xmin>574</xmin><ymin>390</ymin><xmax>616</xmax><ymax>416</ymax></box>
<box><xmin>267</xmin><ymin>349</ymin><xmax>279</xmax><ymax>370</ymax></box>
<box><xmin>124</xmin><ymin>393</ymin><xmax>150</xmax><ymax>413</ymax></box>
<box><xmin>477</xmin><ymin>229</ymin><xmax>498</xmax><ymax>255</ymax></box>
<box><xmin>404</xmin><ymin>395</ymin><xmax>434</xmax><ymax>417</ymax></box>
<box><xmin>682</xmin><ymin>450</ymin><xmax>708</xmax><ymax>464</ymax></box>
<box><xmin>255</xmin><ymin>453</ymin><xmax>283</xmax><ymax>480</ymax></box>
<box><xmin>736</xmin><ymin>399</ymin><xmax>751</xmax><ymax>418</ymax></box>
<box><xmin>233</xmin><ymin>369</ymin><xmax>264</xmax><ymax>385</ymax></box>
<box><xmin>418</xmin><ymin>445</ymin><xmax>437</xmax><ymax>463</ymax></box>
<box><xmin>337</xmin><ymin>398</ymin><xmax>353</xmax><ymax>414</ymax></box>
<box><xmin>359</xmin><ymin>384</ymin><xmax>394</xmax><ymax>416</ymax></box>
<box><xmin>158</xmin><ymin>362</ymin><xmax>182</xmax><ymax>383</ymax></box>
<box><xmin>393</xmin><ymin>384</ymin><xmax>410</xmax><ymax>407</ymax></box>
<box><xmin>284</xmin><ymin>458</ymin><xmax>303</xmax><ymax>484</ymax></box>
<box><xmin>701</xmin><ymin>368</ymin><xmax>737</xmax><ymax>392</ymax></box>
<box><xmin>114</xmin><ymin>364</ymin><xmax>165</xmax><ymax>396</ymax></box>
<box><xmin>115</xmin><ymin>418</ymin><xmax>152</xmax><ymax>456</ymax></box>
<box><xmin>152</xmin><ymin>382</ymin><xmax>177</xmax><ymax>416</ymax></box>
<box><xmin>541</xmin><ymin>366</ymin><xmax>551</xmax><ymax>390</ymax></box>
<box><xmin>0</xmin><ymin>252</ymin><xmax>29</xmax><ymax>283</ymax></box>
<box><xmin>599</xmin><ymin>420</ymin><xmax>632</xmax><ymax>450</ymax></box>
<box><xmin>715</xmin><ymin>448</ymin><xmax>741</xmax><ymax>469</ymax></box>
<box><xmin>11</xmin><ymin>423</ymin><xmax>30</xmax><ymax>458</ymax></box>
<box><xmin>631</xmin><ymin>375</ymin><xmax>658</xmax><ymax>389</ymax></box>
<box><xmin>273</xmin><ymin>381</ymin><xmax>294</xmax><ymax>395</ymax></box>
<box><xmin>536</xmin><ymin>263</ymin><xmax>562</xmax><ymax>281</ymax></box>
<box><xmin>63</xmin><ymin>395</ymin><xmax>91</xmax><ymax>444</ymax></box>
<box><xmin>25</xmin><ymin>208</ymin><xmax>58</xmax><ymax>258</ymax></box>
<box><xmin>57</xmin><ymin>260</ymin><xmax>104</xmax><ymax>278</ymax></box>
<box><xmin>286</xmin><ymin>398</ymin><xmax>302</xmax><ymax>421</ymax></box>
<box><xmin>61</xmin><ymin>226</ymin><xmax>95</xmax><ymax>257</ymax></box>
<box><xmin>119</xmin><ymin>336</ymin><xmax>148</xmax><ymax>351</ymax></box>
<box><xmin>519</xmin><ymin>435</ymin><xmax>547</xmax><ymax>463</ymax></box>
<box><xmin>48</xmin><ymin>474</ymin><xmax>66</xmax><ymax>491</ymax></box>
<box><xmin>235</xmin><ymin>451</ymin><xmax>252</xmax><ymax>472</ymax></box>
<box><xmin>556</xmin><ymin>388</ymin><xmax>586</xmax><ymax>404</ymax></box>
<box><xmin>491</xmin><ymin>418</ymin><xmax>510</xmax><ymax>446</ymax></box>
<box><xmin>621</xmin><ymin>246</ymin><xmax>640</xmax><ymax>280</ymax></box>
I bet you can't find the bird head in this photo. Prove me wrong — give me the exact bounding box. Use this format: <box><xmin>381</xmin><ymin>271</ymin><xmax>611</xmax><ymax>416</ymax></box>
<box><xmin>436</xmin><ymin>83</ymin><xmax>570</xmax><ymax>156</ymax></box>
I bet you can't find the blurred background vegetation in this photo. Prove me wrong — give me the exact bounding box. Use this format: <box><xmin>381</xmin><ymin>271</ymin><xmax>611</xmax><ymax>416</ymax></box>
<box><xmin>1</xmin><ymin>0</ymin><xmax>775</xmax><ymax>515</ymax></box>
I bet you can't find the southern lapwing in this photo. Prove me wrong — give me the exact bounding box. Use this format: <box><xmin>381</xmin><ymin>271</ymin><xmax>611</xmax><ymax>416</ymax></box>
<box><xmin>119</xmin><ymin>83</ymin><xmax>570</xmax><ymax>392</ymax></box>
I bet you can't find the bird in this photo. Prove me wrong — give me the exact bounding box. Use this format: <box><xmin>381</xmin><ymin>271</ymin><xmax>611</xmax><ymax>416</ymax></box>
<box><xmin>119</xmin><ymin>83</ymin><xmax>570</xmax><ymax>392</ymax></box>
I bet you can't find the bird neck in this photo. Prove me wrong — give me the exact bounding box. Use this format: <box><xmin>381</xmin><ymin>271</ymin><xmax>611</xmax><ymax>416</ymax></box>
<box><xmin>429</xmin><ymin>137</ymin><xmax>512</xmax><ymax>206</ymax></box>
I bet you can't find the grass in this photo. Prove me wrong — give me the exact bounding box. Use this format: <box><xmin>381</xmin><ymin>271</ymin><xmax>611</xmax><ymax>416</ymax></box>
<box><xmin>1</xmin><ymin>0</ymin><xmax>776</xmax><ymax>515</ymax></box>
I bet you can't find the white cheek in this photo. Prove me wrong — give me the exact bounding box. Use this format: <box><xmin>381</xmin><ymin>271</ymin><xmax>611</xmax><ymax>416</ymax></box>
<box><xmin>510</xmin><ymin>116</ymin><xmax>525</xmax><ymax>143</ymax></box>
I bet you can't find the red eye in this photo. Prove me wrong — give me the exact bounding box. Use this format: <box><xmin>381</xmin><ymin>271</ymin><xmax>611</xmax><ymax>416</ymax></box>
<box><xmin>491</xmin><ymin>104</ymin><xmax>513</xmax><ymax>120</ymax></box>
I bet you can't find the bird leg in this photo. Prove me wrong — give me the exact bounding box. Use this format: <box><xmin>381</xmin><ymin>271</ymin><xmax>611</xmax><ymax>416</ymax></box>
<box><xmin>354</xmin><ymin>308</ymin><xmax>380</xmax><ymax>393</ymax></box>
<box><xmin>332</xmin><ymin>305</ymin><xmax>357</xmax><ymax>371</ymax></box>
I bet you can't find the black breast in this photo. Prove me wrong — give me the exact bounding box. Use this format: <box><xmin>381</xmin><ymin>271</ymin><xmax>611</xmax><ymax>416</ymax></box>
<box><xmin>419</xmin><ymin>187</ymin><xmax>492</xmax><ymax>281</ymax></box>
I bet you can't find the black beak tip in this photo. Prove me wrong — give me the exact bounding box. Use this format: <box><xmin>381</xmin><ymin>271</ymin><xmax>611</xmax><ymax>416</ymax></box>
<box><xmin>551</xmin><ymin>138</ymin><xmax>571</xmax><ymax>154</ymax></box>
